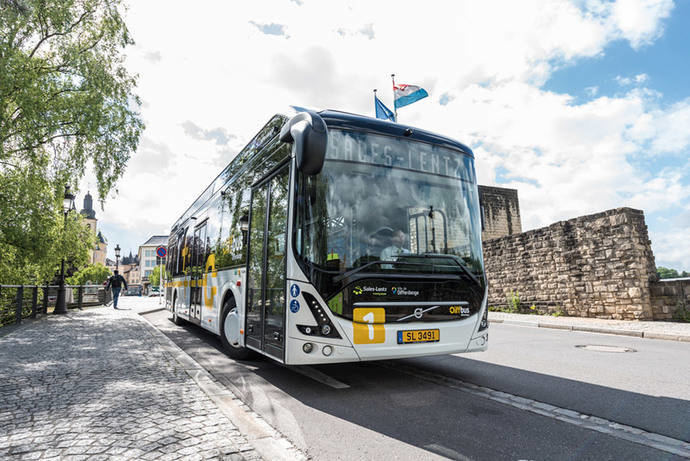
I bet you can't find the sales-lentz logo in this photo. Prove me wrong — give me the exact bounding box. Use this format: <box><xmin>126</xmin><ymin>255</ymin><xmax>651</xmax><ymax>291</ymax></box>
<box><xmin>353</xmin><ymin>286</ymin><xmax>387</xmax><ymax>296</ymax></box>
<box><xmin>391</xmin><ymin>286</ymin><xmax>420</xmax><ymax>297</ymax></box>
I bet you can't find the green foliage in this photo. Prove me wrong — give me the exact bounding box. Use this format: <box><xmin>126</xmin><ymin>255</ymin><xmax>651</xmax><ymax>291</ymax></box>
<box><xmin>551</xmin><ymin>306</ymin><xmax>566</xmax><ymax>317</ymax></box>
<box><xmin>0</xmin><ymin>0</ymin><xmax>141</xmax><ymax>284</ymax></box>
<box><xmin>0</xmin><ymin>166</ymin><xmax>95</xmax><ymax>283</ymax></box>
<box><xmin>657</xmin><ymin>267</ymin><xmax>689</xmax><ymax>279</ymax></box>
<box><xmin>507</xmin><ymin>290</ymin><xmax>520</xmax><ymax>312</ymax></box>
<box><xmin>148</xmin><ymin>264</ymin><xmax>171</xmax><ymax>287</ymax></box>
<box><xmin>67</xmin><ymin>262</ymin><xmax>110</xmax><ymax>285</ymax></box>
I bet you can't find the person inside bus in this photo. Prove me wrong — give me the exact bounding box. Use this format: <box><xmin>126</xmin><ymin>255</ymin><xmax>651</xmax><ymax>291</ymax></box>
<box><xmin>380</xmin><ymin>229</ymin><xmax>410</xmax><ymax>268</ymax></box>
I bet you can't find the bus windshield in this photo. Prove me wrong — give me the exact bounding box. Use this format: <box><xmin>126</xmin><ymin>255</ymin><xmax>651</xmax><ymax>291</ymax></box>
<box><xmin>295</xmin><ymin>129</ymin><xmax>484</xmax><ymax>295</ymax></box>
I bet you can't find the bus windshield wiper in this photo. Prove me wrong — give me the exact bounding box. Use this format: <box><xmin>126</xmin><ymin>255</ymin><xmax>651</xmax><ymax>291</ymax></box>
<box><xmin>333</xmin><ymin>260</ymin><xmax>388</xmax><ymax>284</ymax></box>
<box><xmin>332</xmin><ymin>260</ymin><xmax>432</xmax><ymax>284</ymax></box>
<box><xmin>420</xmin><ymin>253</ymin><xmax>481</xmax><ymax>286</ymax></box>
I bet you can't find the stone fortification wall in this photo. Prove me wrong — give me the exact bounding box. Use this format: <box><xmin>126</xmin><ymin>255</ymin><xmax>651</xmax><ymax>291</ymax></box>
<box><xmin>650</xmin><ymin>279</ymin><xmax>690</xmax><ymax>321</ymax></box>
<box><xmin>478</xmin><ymin>186</ymin><xmax>522</xmax><ymax>241</ymax></box>
<box><xmin>483</xmin><ymin>208</ymin><xmax>659</xmax><ymax>320</ymax></box>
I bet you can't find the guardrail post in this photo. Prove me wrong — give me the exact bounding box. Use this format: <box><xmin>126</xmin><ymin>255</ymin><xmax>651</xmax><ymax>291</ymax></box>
<box><xmin>31</xmin><ymin>286</ymin><xmax>38</xmax><ymax>318</ymax></box>
<box><xmin>15</xmin><ymin>286</ymin><xmax>24</xmax><ymax>325</ymax></box>
<box><xmin>77</xmin><ymin>285</ymin><xmax>83</xmax><ymax>310</ymax></box>
<box><xmin>42</xmin><ymin>285</ymin><xmax>48</xmax><ymax>314</ymax></box>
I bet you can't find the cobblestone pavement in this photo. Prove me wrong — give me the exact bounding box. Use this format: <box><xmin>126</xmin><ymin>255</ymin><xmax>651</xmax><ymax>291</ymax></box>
<box><xmin>489</xmin><ymin>311</ymin><xmax>690</xmax><ymax>340</ymax></box>
<box><xmin>0</xmin><ymin>302</ymin><xmax>262</xmax><ymax>461</ymax></box>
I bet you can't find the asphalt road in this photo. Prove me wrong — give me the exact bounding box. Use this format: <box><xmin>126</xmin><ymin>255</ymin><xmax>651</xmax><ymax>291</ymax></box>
<box><xmin>143</xmin><ymin>309</ymin><xmax>690</xmax><ymax>460</ymax></box>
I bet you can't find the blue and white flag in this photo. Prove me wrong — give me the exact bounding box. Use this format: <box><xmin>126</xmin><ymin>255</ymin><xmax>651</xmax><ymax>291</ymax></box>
<box><xmin>394</xmin><ymin>83</ymin><xmax>428</xmax><ymax>109</ymax></box>
<box><xmin>375</xmin><ymin>94</ymin><xmax>396</xmax><ymax>122</ymax></box>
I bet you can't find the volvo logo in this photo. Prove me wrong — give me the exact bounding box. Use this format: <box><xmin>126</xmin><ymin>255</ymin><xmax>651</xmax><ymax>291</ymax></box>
<box><xmin>397</xmin><ymin>305</ymin><xmax>441</xmax><ymax>322</ymax></box>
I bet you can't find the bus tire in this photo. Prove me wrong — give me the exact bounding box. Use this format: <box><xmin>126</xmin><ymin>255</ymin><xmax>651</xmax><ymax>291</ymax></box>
<box><xmin>220</xmin><ymin>299</ymin><xmax>254</xmax><ymax>360</ymax></box>
<box><xmin>172</xmin><ymin>294</ymin><xmax>185</xmax><ymax>326</ymax></box>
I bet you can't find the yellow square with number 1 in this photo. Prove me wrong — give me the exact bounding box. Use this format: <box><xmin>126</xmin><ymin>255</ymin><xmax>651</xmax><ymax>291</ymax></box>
<box><xmin>353</xmin><ymin>308</ymin><xmax>386</xmax><ymax>344</ymax></box>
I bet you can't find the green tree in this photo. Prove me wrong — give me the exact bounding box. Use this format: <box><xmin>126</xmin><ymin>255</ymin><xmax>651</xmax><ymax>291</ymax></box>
<box><xmin>148</xmin><ymin>264</ymin><xmax>170</xmax><ymax>287</ymax></box>
<box><xmin>0</xmin><ymin>0</ymin><xmax>142</xmax><ymax>284</ymax></box>
<box><xmin>657</xmin><ymin>267</ymin><xmax>680</xmax><ymax>279</ymax></box>
<box><xmin>0</xmin><ymin>164</ymin><xmax>96</xmax><ymax>283</ymax></box>
<box><xmin>67</xmin><ymin>262</ymin><xmax>110</xmax><ymax>285</ymax></box>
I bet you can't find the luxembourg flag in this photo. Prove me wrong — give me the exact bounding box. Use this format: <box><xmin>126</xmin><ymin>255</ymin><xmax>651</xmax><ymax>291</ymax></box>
<box><xmin>394</xmin><ymin>83</ymin><xmax>429</xmax><ymax>109</ymax></box>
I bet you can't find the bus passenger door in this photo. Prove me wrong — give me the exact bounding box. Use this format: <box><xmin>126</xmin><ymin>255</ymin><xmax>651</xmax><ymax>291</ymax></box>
<box><xmin>190</xmin><ymin>222</ymin><xmax>206</xmax><ymax>324</ymax></box>
<box><xmin>246</xmin><ymin>165</ymin><xmax>289</xmax><ymax>360</ymax></box>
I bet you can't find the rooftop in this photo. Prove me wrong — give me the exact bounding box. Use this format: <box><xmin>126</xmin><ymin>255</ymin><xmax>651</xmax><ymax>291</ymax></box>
<box><xmin>141</xmin><ymin>235</ymin><xmax>168</xmax><ymax>247</ymax></box>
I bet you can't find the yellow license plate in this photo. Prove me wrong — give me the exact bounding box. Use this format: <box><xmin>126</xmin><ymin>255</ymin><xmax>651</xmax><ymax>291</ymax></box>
<box><xmin>397</xmin><ymin>329</ymin><xmax>440</xmax><ymax>344</ymax></box>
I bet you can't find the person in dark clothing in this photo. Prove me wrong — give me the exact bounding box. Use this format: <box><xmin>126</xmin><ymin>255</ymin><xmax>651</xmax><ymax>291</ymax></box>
<box><xmin>106</xmin><ymin>270</ymin><xmax>128</xmax><ymax>309</ymax></box>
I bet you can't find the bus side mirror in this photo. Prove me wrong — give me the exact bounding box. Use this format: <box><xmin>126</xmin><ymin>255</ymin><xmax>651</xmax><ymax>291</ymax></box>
<box><xmin>279</xmin><ymin>111</ymin><xmax>328</xmax><ymax>175</ymax></box>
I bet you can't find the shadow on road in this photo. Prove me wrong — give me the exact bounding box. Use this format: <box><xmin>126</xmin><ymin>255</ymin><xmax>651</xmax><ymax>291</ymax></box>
<box><xmin>147</xmin><ymin>311</ymin><xmax>689</xmax><ymax>460</ymax></box>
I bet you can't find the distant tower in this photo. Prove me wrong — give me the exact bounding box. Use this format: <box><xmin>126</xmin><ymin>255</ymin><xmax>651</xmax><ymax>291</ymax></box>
<box><xmin>79</xmin><ymin>191</ymin><xmax>108</xmax><ymax>265</ymax></box>
<box><xmin>80</xmin><ymin>191</ymin><xmax>97</xmax><ymax>229</ymax></box>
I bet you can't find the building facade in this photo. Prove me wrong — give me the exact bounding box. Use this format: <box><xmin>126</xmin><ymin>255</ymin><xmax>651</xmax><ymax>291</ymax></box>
<box><xmin>138</xmin><ymin>235</ymin><xmax>168</xmax><ymax>290</ymax></box>
<box><xmin>79</xmin><ymin>191</ymin><xmax>108</xmax><ymax>265</ymax></box>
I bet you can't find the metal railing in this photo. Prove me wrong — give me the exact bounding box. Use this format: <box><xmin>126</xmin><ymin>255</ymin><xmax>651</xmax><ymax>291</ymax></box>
<box><xmin>0</xmin><ymin>284</ymin><xmax>113</xmax><ymax>328</ymax></box>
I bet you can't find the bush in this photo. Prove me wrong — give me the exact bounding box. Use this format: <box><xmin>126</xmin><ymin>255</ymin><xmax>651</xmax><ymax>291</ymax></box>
<box><xmin>506</xmin><ymin>290</ymin><xmax>520</xmax><ymax>312</ymax></box>
<box><xmin>67</xmin><ymin>264</ymin><xmax>111</xmax><ymax>285</ymax></box>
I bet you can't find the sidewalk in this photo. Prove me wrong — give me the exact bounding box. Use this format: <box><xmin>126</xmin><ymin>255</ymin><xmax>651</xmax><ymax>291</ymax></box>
<box><xmin>489</xmin><ymin>311</ymin><xmax>690</xmax><ymax>342</ymax></box>
<box><xmin>0</xmin><ymin>297</ymin><xmax>298</xmax><ymax>461</ymax></box>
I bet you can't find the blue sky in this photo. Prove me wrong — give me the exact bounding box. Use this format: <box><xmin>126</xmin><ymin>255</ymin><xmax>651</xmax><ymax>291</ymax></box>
<box><xmin>545</xmin><ymin>1</ymin><xmax>690</xmax><ymax>105</ymax></box>
<box><xmin>543</xmin><ymin>1</ymin><xmax>690</xmax><ymax>271</ymax></box>
<box><xmin>83</xmin><ymin>0</ymin><xmax>689</xmax><ymax>272</ymax></box>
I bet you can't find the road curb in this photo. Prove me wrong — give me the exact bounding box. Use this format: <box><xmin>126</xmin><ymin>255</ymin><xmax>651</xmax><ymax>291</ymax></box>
<box><xmin>387</xmin><ymin>363</ymin><xmax>690</xmax><ymax>458</ymax></box>
<box><xmin>493</xmin><ymin>318</ymin><xmax>690</xmax><ymax>342</ymax></box>
<box><xmin>572</xmin><ymin>326</ymin><xmax>644</xmax><ymax>337</ymax></box>
<box><xmin>137</xmin><ymin>306</ymin><xmax>167</xmax><ymax>316</ymax></box>
<box><xmin>537</xmin><ymin>323</ymin><xmax>572</xmax><ymax>331</ymax></box>
<box><xmin>135</xmin><ymin>311</ymin><xmax>307</xmax><ymax>461</ymax></box>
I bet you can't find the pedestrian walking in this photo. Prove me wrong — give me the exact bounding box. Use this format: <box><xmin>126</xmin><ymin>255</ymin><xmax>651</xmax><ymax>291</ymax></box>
<box><xmin>106</xmin><ymin>270</ymin><xmax>128</xmax><ymax>309</ymax></box>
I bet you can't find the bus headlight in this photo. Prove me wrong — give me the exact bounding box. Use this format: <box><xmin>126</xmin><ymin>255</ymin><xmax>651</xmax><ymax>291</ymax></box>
<box><xmin>322</xmin><ymin>345</ymin><xmax>333</xmax><ymax>356</ymax></box>
<box><xmin>303</xmin><ymin>342</ymin><xmax>314</xmax><ymax>353</ymax></box>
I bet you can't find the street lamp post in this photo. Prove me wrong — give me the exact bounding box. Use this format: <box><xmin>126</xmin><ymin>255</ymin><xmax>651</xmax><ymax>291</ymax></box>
<box><xmin>54</xmin><ymin>185</ymin><xmax>75</xmax><ymax>315</ymax></box>
<box><xmin>115</xmin><ymin>244</ymin><xmax>121</xmax><ymax>271</ymax></box>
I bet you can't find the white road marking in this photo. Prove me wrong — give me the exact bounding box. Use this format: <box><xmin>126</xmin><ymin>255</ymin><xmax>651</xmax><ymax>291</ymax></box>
<box><xmin>384</xmin><ymin>362</ymin><xmax>690</xmax><ymax>458</ymax></box>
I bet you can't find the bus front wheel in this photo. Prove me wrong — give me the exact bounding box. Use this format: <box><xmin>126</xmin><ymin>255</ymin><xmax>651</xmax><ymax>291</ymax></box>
<box><xmin>220</xmin><ymin>300</ymin><xmax>254</xmax><ymax>360</ymax></box>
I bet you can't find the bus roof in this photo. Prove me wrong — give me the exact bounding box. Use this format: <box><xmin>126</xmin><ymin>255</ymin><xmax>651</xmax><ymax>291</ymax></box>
<box><xmin>170</xmin><ymin>107</ymin><xmax>475</xmax><ymax>234</ymax></box>
<box><xmin>317</xmin><ymin>109</ymin><xmax>474</xmax><ymax>158</ymax></box>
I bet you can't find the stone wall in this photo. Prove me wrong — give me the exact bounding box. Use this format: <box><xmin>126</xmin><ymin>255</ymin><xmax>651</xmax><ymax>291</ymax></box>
<box><xmin>478</xmin><ymin>185</ymin><xmax>522</xmax><ymax>241</ymax></box>
<box><xmin>483</xmin><ymin>208</ymin><xmax>660</xmax><ymax>320</ymax></box>
<box><xmin>650</xmin><ymin>278</ymin><xmax>690</xmax><ymax>321</ymax></box>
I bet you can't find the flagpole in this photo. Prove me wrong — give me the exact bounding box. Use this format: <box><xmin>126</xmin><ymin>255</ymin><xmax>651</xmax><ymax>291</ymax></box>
<box><xmin>373</xmin><ymin>88</ymin><xmax>377</xmax><ymax>118</ymax></box>
<box><xmin>391</xmin><ymin>74</ymin><xmax>398</xmax><ymax>122</ymax></box>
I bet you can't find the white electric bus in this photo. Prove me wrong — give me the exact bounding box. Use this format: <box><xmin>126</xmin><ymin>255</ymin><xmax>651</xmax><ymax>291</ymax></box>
<box><xmin>166</xmin><ymin>107</ymin><xmax>488</xmax><ymax>365</ymax></box>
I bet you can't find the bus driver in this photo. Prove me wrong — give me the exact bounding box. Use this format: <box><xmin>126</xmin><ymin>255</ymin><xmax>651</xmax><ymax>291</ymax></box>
<box><xmin>381</xmin><ymin>229</ymin><xmax>410</xmax><ymax>267</ymax></box>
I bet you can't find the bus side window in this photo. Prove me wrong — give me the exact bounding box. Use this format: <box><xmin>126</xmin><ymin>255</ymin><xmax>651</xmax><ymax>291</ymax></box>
<box><xmin>166</xmin><ymin>236</ymin><xmax>176</xmax><ymax>276</ymax></box>
<box><xmin>181</xmin><ymin>230</ymin><xmax>190</xmax><ymax>274</ymax></box>
<box><xmin>215</xmin><ymin>188</ymin><xmax>250</xmax><ymax>269</ymax></box>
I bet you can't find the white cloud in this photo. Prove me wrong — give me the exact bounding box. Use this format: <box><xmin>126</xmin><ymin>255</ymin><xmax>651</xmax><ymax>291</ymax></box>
<box><xmin>86</xmin><ymin>0</ymin><xmax>685</xmax><ymax>264</ymax></box>
<box><xmin>635</xmin><ymin>73</ymin><xmax>649</xmax><ymax>83</ymax></box>
<box><xmin>608</xmin><ymin>0</ymin><xmax>674</xmax><ymax>49</ymax></box>
<box><xmin>627</xmin><ymin>98</ymin><xmax>690</xmax><ymax>153</ymax></box>
<box><xmin>615</xmin><ymin>72</ymin><xmax>650</xmax><ymax>86</ymax></box>
<box><xmin>585</xmin><ymin>86</ymin><xmax>599</xmax><ymax>96</ymax></box>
